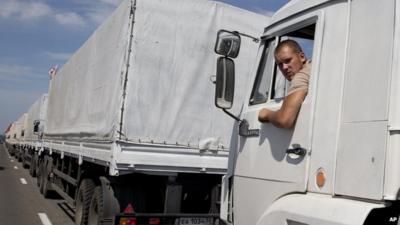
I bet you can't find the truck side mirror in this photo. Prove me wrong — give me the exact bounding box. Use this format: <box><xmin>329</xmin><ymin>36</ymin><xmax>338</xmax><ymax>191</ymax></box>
<box><xmin>215</xmin><ymin>57</ymin><xmax>235</xmax><ymax>109</ymax></box>
<box><xmin>214</xmin><ymin>30</ymin><xmax>241</xmax><ymax>58</ymax></box>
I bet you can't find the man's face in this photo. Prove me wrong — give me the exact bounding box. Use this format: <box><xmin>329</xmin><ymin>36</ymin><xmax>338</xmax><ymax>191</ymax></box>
<box><xmin>275</xmin><ymin>46</ymin><xmax>306</xmax><ymax>81</ymax></box>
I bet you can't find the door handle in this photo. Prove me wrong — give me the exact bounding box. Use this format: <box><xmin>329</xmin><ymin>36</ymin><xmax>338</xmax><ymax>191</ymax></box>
<box><xmin>239</xmin><ymin>119</ymin><xmax>260</xmax><ymax>137</ymax></box>
<box><xmin>286</xmin><ymin>144</ymin><xmax>307</xmax><ymax>157</ymax></box>
<box><xmin>286</xmin><ymin>147</ymin><xmax>306</xmax><ymax>156</ymax></box>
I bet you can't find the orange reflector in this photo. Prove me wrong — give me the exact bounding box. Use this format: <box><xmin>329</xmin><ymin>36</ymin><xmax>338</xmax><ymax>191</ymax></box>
<box><xmin>316</xmin><ymin>168</ymin><xmax>326</xmax><ymax>188</ymax></box>
<box><xmin>120</xmin><ymin>218</ymin><xmax>137</xmax><ymax>225</ymax></box>
<box><xmin>124</xmin><ymin>203</ymin><xmax>135</xmax><ymax>213</ymax></box>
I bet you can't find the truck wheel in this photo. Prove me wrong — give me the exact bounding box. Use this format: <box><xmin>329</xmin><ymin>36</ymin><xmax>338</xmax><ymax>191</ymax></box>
<box><xmin>9</xmin><ymin>146</ymin><xmax>15</xmax><ymax>156</ymax></box>
<box><xmin>40</xmin><ymin>156</ymin><xmax>53</xmax><ymax>197</ymax></box>
<box><xmin>88</xmin><ymin>187</ymin><xmax>103</xmax><ymax>225</ymax></box>
<box><xmin>38</xmin><ymin>158</ymin><xmax>45</xmax><ymax>192</ymax></box>
<box><xmin>17</xmin><ymin>150</ymin><xmax>22</xmax><ymax>162</ymax></box>
<box><xmin>22</xmin><ymin>150</ymin><xmax>28</xmax><ymax>169</ymax></box>
<box><xmin>75</xmin><ymin>179</ymin><xmax>96</xmax><ymax>225</ymax></box>
<box><xmin>88</xmin><ymin>178</ymin><xmax>120</xmax><ymax>225</ymax></box>
<box><xmin>37</xmin><ymin>157</ymin><xmax>43</xmax><ymax>187</ymax></box>
<box><xmin>18</xmin><ymin>148</ymin><xmax>24</xmax><ymax>162</ymax></box>
<box><xmin>29</xmin><ymin>152</ymin><xmax>38</xmax><ymax>177</ymax></box>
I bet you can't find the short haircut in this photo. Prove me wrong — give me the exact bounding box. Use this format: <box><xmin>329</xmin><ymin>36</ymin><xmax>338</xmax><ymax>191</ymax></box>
<box><xmin>274</xmin><ymin>39</ymin><xmax>303</xmax><ymax>56</ymax></box>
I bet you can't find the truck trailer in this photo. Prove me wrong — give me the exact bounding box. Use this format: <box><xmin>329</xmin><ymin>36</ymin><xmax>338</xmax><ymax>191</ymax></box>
<box><xmin>15</xmin><ymin>0</ymin><xmax>268</xmax><ymax>225</ymax></box>
<box><xmin>214</xmin><ymin>0</ymin><xmax>400</xmax><ymax>224</ymax></box>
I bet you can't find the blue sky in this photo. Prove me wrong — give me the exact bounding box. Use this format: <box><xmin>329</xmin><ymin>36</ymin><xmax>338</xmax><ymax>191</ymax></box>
<box><xmin>0</xmin><ymin>0</ymin><xmax>289</xmax><ymax>132</ymax></box>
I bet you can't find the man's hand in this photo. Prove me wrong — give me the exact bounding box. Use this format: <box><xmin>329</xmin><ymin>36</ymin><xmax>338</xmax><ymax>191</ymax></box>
<box><xmin>258</xmin><ymin>90</ymin><xmax>307</xmax><ymax>129</ymax></box>
<box><xmin>258</xmin><ymin>108</ymin><xmax>270</xmax><ymax>123</ymax></box>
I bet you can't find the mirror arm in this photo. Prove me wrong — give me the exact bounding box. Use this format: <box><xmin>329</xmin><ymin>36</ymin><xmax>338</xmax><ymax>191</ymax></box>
<box><xmin>234</xmin><ymin>31</ymin><xmax>259</xmax><ymax>43</ymax></box>
<box><xmin>223</xmin><ymin>108</ymin><xmax>241</xmax><ymax>122</ymax></box>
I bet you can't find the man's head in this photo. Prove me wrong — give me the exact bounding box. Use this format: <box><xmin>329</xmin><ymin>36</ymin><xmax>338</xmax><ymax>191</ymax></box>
<box><xmin>274</xmin><ymin>40</ymin><xmax>307</xmax><ymax>81</ymax></box>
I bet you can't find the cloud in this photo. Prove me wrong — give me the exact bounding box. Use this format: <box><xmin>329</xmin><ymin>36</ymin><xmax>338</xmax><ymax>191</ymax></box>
<box><xmin>67</xmin><ymin>0</ymin><xmax>123</xmax><ymax>25</ymax></box>
<box><xmin>86</xmin><ymin>7</ymin><xmax>115</xmax><ymax>25</ymax></box>
<box><xmin>0</xmin><ymin>1</ymin><xmax>19</xmax><ymax>18</ymax></box>
<box><xmin>55</xmin><ymin>12</ymin><xmax>86</xmax><ymax>27</ymax></box>
<box><xmin>0</xmin><ymin>0</ymin><xmax>122</xmax><ymax>27</ymax></box>
<box><xmin>99</xmin><ymin>0</ymin><xmax>121</xmax><ymax>7</ymax></box>
<box><xmin>20</xmin><ymin>2</ymin><xmax>52</xmax><ymax>20</ymax></box>
<box><xmin>82</xmin><ymin>0</ymin><xmax>123</xmax><ymax>25</ymax></box>
<box><xmin>0</xmin><ymin>64</ymin><xmax>31</xmax><ymax>78</ymax></box>
<box><xmin>0</xmin><ymin>64</ymin><xmax>44</xmax><ymax>82</ymax></box>
<box><xmin>0</xmin><ymin>1</ymin><xmax>52</xmax><ymax>20</ymax></box>
<box><xmin>0</xmin><ymin>0</ymin><xmax>85</xmax><ymax>27</ymax></box>
<box><xmin>44</xmin><ymin>52</ymin><xmax>72</xmax><ymax>61</ymax></box>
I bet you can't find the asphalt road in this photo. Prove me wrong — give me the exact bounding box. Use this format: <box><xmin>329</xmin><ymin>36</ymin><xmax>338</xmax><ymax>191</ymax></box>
<box><xmin>0</xmin><ymin>144</ymin><xmax>75</xmax><ymax>225</ymax></box>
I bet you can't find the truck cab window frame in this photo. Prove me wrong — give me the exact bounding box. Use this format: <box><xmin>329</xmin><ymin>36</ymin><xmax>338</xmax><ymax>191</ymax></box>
<box><xmin>249</xmin><ymin>38</ymin><xmax>277</xmax><ymax>105</ymax></box>
<box><xmin>249</xmin><ymin>21</ymin><xmax>317</xmax><ymax>106</ymax></box>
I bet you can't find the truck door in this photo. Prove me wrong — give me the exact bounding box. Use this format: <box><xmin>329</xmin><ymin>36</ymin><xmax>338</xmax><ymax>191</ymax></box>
<box><xmin>233</xmin><ymin>18</ymin><xmax>322</xmax><ymax>224</ymax></box>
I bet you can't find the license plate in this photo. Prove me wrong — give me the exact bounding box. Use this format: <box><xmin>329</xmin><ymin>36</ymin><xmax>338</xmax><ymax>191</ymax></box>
<box><xmin>178</xmin><ymin>217</ymin><xmax>213</xmax><ymax>225</ymax></box>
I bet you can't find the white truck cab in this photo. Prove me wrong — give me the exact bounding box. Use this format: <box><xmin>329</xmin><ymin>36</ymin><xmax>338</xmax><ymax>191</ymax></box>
<box><xmin>215</xmin><ymin>0</ymin><xmax>400</xmax><ymax>224</ymax></box>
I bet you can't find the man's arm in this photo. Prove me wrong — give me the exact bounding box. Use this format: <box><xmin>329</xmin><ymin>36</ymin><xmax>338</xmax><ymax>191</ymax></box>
<box><xmin>258</xmin><ymin>90</ymin><xmax>307</xmax><ymax>129</ymax></box>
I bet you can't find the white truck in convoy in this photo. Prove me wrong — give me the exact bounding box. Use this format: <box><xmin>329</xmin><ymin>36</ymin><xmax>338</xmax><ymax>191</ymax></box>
<box><xmin>5</xmin><ymin>122</ymin><xmax>17</xmax><ymax>152</ymax></box>
<box><xmin>4</xmin><ymin>0</ymin><xmax>268</xmax><ymax>225</ymax></box>
<box><xmin>20</xmin><ymin>94</ymin><xmax>48</xmax><ymax>174</ymax></box>
<box><xmin>214</xmin><ymin>0</ymin><xmax>400</xmax><ymax>224</ymax></box>
<box><xmin>9</xmin><ymin>113</ymin><xmax>27</xmax><ymax>159</ymax></box>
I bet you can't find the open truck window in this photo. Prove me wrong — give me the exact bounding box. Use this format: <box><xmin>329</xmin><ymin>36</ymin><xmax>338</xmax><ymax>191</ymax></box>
<box><xmin>250</xmin><ymin>23</ymin><xmax>316</xmax><ymax>104</ymax></box>
<box><xmin>249</xmin><ymin>39</ymin><xmax>276</xmax><ymax>105</ymax></box>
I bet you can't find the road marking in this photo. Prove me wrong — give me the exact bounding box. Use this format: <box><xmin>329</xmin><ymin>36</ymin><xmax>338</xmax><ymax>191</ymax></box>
<box><xmin>20</xmin><ymin>178</ymin><xmax>27</xmax><ymax>184</ymax></box>
<box><xmin>14</xmin><ymin>166</ymin><xmax>18</xmax><ymax>170</ymax></box>
<box><xmin>38</xmin><ymin>213</ymin><xmax>53</xmax><ymax>225</ymax></box>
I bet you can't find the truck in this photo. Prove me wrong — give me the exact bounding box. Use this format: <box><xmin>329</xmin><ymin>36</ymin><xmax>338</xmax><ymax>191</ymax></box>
<box><xmin>19</xmin><ymin>94</ymin><xmax>48</xmax><ymax>175</ymax></box>
<box><xmin>9</xmin><ymin>0</ymin><xmax>268</xmax><ymax>224</ymax></box>
<box><xmin>3</xmin><ymin>123</ymin><xmax>14</xmax><ymax>146</ymax></box>
<box><xmin>4</xmin><ymin>122</ymin><xmax>14</xmax><ymax>149</ymax></box>
<box><xmin>213</xmin><ymin>0</ymin><xmax>400</xmax><ymax>224</ymax></box>
<box><xmin>10</xmin><ymin>114</ymin><xmax>27</xmax><ymax>159</ymax></box>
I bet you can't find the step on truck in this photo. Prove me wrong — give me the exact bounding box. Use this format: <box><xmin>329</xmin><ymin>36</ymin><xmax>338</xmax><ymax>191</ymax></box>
<box><xmin>13</xmin><ymin>0</ymin><xmax>269</xmax><ymax>225</ymax></box>
<box><xmin>214</xmin><ymin>0</ymin><xmax>400</xmax><ymax>224</ymax></box>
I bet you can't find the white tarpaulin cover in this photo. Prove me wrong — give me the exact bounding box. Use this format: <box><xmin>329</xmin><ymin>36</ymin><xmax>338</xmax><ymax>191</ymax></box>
<box><xmin>45</xmin><ymin>0</ymin><xmax>268</xmax><ymax>150</ymax></box>
<box><xmin>25</xmin><ymin>94</ymin><xmax>48</xmax><ymax>141</ymax></box>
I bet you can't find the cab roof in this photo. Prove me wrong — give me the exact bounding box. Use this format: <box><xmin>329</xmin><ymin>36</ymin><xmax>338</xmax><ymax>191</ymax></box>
<box><xmin>270</xmin><ymin>0</ymin><xmax>336</xmax><ymax>25</ymax></box>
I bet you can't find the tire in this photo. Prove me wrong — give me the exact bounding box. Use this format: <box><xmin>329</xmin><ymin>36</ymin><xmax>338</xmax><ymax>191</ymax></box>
<box><xmin>88</xmin><ymin>180</ymin><xmax>120</xmax><ymax>225</ymax></box>
<box><xmin>29</xmin><ymin>152</ymin><xmax>37</xmax><ymax>177</ymax></box>
<box><xmin>88</xmin><ymin>187</ymin><xmax>103</xmax><ymax>225</ymax></box>
<box><xmin>38</xmin><ymin>157</ymin><xmax>46</xmax><ymax>193</ymax></box>
<box><xmin>22</xmin><ymin>149</ymin><xmax>28</xmax><ymax>169</ymax></box>
<box><xmin>75</xmin><ymin>179</ymin><xmax>96</xmax><ymax>225</ymax></box>
<box><xmin>40</xmin><ymin>156</ymin><xmax>53</xmax><ymax>197</ymax></box>
<box><xmin>9</xmin><ymin>146</ymin><xmax>15</xmax><ymax>156</ymax></box>
<box><xmin>36</xmin><ymin>157</ymin><xmax>43</xmax><ymax>187</ymax></box>
<box><xmin>17</xmin><ymin>150</ymin><xmax>22</xmax><ymax>162</ymax></box>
